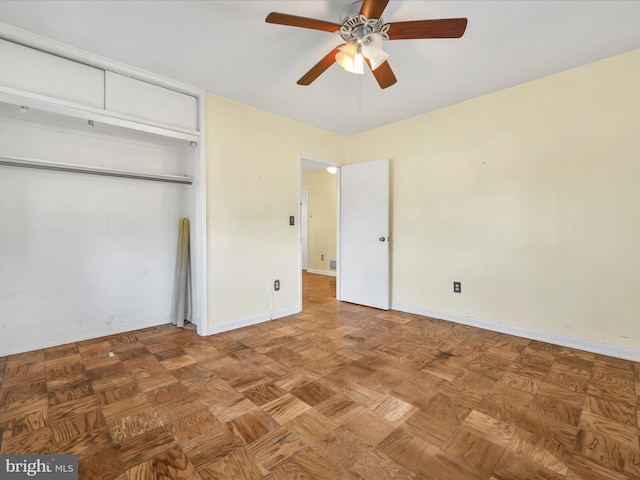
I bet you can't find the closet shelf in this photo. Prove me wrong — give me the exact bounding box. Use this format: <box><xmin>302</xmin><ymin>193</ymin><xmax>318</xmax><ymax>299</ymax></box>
<box><xmin>0</xmin><ymin>85</ymin><xmax>199</xmax><ymax>147</ymax></box>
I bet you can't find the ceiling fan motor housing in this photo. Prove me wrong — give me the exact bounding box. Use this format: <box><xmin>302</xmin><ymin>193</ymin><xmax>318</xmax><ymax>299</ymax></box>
<box><xmin>339</xmin><ymin>1</ymin><xmax>389</xmax><ymax>44</ymax></box>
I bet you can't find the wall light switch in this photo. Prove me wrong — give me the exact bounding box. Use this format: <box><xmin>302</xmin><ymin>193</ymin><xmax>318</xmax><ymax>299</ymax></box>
<box><xmin>289</xmin><ymin>216</ymin><xmax>295</xmax><ymax>226</ymax></box>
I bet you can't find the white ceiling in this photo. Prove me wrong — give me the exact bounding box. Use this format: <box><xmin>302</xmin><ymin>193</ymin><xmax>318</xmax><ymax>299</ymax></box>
<box><xmin>1</xmin><ymin>1</ymin><xmax>639</xmax><ymax>136</ymax></box>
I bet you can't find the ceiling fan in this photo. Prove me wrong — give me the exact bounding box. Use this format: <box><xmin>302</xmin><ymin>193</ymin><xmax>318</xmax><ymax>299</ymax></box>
<box><xmin>266</xmin><ymin>0</ymin><xmax>467</xmax><ymax>89</ymax></box>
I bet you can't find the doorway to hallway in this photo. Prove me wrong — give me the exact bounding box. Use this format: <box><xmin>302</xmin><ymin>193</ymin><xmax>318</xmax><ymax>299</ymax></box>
<box><xmin>298</xmin><ymin>156</ymin><xmax>390</xmax><ymax>312</ymax></box>
<box><xmin>299</xmin><ymin>157</ymin><xmax>340</xmax><ymax>310</ymax></box>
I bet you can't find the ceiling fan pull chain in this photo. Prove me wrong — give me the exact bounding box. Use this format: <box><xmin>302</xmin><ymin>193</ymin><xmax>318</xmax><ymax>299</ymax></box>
<box><xmin>357</xmin><ymin>74</ymin><xmax>363</xmax><ymax>115</ymax></box>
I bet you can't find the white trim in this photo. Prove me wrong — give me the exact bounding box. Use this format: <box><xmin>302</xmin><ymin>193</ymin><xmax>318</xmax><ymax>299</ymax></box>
<box><xmin>0</xmin><ymin>86</ymin><xmax>199</xmax><ymax>143</ymax></box>
<box><xmin>0</xmin><ymin>318</ymin><xmax>171</xmax><ymax>357</ymax></box>
<box><xmin>206</xmin><ymin>306</ymin><xmax>300</xmax><ymax>336</ymax></box>
<box><xmin>297</xmin><ymin>159</ymin><xmax>303</xmax><ymax>314</ymax></box>
<box><xmin>391</xmin><ymin>302</ymin><xmax>640</xmax><ymax>362</ymax></box>
<box><xmin>0</xmin><ymin>22</ymin><xmax>201</xmax><ymax>97</ymax></box>
<box><xmin>299</xmin><ymin>155</ymin><xmax>342</xmax><ymax>169</ymax></box>
<box><xmin>301</xmin><ymin>190</ymin><xmax>309</xmax><ymax>271</ymax></box>
<box><xmin>307</xmin><ymin>269</ymin><xmax>336</xmax><ymax>277</ymax></box>
<box><xmin>335</xmin><ymin>166</ymin><xmax>342</xmax><ymax>301</ymax></box>
<box><xmin>193</xmin><ymin>93</ymin><xmax>208</xmax><ymax>336</ymax></box>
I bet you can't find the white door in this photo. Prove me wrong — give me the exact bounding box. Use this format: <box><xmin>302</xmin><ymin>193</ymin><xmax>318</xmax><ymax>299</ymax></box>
<box><xmin>340</xmin><ymin>158</ymin><xmax>390</xmax><ymax>310</ymax></box>
<box><xmin>301</xmin><ymin>190</ymin><xmax>309</xmax><ymax>270</ymax></box>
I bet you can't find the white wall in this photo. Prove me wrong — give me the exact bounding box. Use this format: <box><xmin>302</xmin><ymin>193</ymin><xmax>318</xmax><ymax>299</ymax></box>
<box><xmin>0</xmin><ymin>115</ymin><xmax>189</xmax><ymax>355</ymax></box>
<box><xmin>347</xmin><ymin>49</ymin><xmax>640</xmax><ymax>357</ymax></box>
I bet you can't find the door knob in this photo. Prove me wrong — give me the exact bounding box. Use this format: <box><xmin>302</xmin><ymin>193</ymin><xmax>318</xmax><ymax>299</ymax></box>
<box><xmin>379</xmin><ymin>237</ymin><xmax>386</xmax><ymax>242</ymax></box>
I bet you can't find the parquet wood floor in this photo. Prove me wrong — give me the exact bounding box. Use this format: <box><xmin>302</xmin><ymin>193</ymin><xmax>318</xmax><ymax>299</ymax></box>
<box><xmin>2</xmin><ymin>271</ymin><xmax>640</xmax><ymax>479</ymax></box>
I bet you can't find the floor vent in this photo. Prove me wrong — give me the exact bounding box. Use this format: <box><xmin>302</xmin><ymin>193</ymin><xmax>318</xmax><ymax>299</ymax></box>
<box><xmin>330</xmin><ymin>260</ymin><xmax>336</xmax><ymax>270</ymax></box>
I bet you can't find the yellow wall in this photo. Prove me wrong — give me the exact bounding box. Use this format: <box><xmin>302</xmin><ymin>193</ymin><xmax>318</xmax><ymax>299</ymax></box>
<box><xmin>302</xmin><ymin>170</ymin><xmax>337</xmax><ymax>273</ymax></box>
<box><xmin>347</xmin><ymin>49</ymin><xmax>640</xmax><ymax>349</ymax></box>
<box><xmin>205</xmin><ymin>94</ymin><xmax>345</xmax><ymax>327</ymax></box>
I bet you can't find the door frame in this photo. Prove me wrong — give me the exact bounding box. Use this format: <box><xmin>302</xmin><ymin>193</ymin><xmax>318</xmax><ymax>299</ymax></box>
<box><xmin>298</xmin><ymin>155</ymin><xmax>342</xmax><ymax>311</ymax></box>
<box><xmin>301</xmin><ymin>190</ymin><xmax>309</xmax><ymax>271</ymax></box>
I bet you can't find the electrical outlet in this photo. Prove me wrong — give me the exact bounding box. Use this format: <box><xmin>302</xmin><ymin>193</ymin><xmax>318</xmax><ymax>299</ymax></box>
<box><xmin>453</xmin><ymin>282</ymin><xmax>461</xmax><ymax>293</ymax></box>
<box><xmin>274</xmin><ymin>279</ymin><xmax>280</xmax><ymax>291</ymax></box>
<box><xmin>321</xmin><ymin>254</ymin><xmax>324</xmax><ymax>261</ymax></box>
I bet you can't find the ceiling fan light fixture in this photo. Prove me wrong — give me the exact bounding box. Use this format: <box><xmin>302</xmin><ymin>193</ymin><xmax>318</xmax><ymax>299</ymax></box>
<box><xmin>335</xmin><ymin>43</ymin><xmax>365</xmax><ymax>75</ymax></box>
<box><xmin>367</xmin><ymin>50</ymin><xmax>390</xmax><ymax>71</ymax></box>
<box><xmin>361</xmin><ymin>33</ymin><xmax>390</xmax><ymax>70</ymax></box>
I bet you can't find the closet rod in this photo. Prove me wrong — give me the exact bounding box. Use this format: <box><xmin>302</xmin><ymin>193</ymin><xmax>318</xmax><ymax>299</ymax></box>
<box><xmin>0</xmin><ymin>155</ymin><xmax>193</xmax><ymax>185</ymax></box>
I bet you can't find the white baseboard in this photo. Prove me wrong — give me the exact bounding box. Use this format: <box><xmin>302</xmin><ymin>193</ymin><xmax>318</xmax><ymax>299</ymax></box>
<box><xmin>206</xmin><ymin>305</ymin><xmax>301</xmax><ymax>336</ymax></box>
<box><xmin>307</xmin><ymin>269</ymin><xmax>336</xmax><ymax>277</ymax></box>
<box><xmin>391</xmin><ymin>302</ymin><xmax>640</xmax><ymax>362</ymax></box>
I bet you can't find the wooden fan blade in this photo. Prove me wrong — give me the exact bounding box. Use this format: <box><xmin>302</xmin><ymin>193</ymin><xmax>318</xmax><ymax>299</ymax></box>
<box><xmin>297</xmin><ymin>45</ymin><xmax>345</xmax><ymax>86</ymax></box>
<box><xmin>360</xmin><ymin>0</ymin><xmax>390</xmax><ymax>19</ymax></box>
<box><xmin>387</xmin><ymin>18</ymin><xmax>468</xmax><ymax>40</ymax></box>
<box><xmin>266</xmin><ymin>12</ymin><xmax>340</xmax><ymax>33</ymax></box>
<box><xmin>369</xmin><ymin>60</ymin><xmax>397</xmax><ymax>89</ymax></box>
